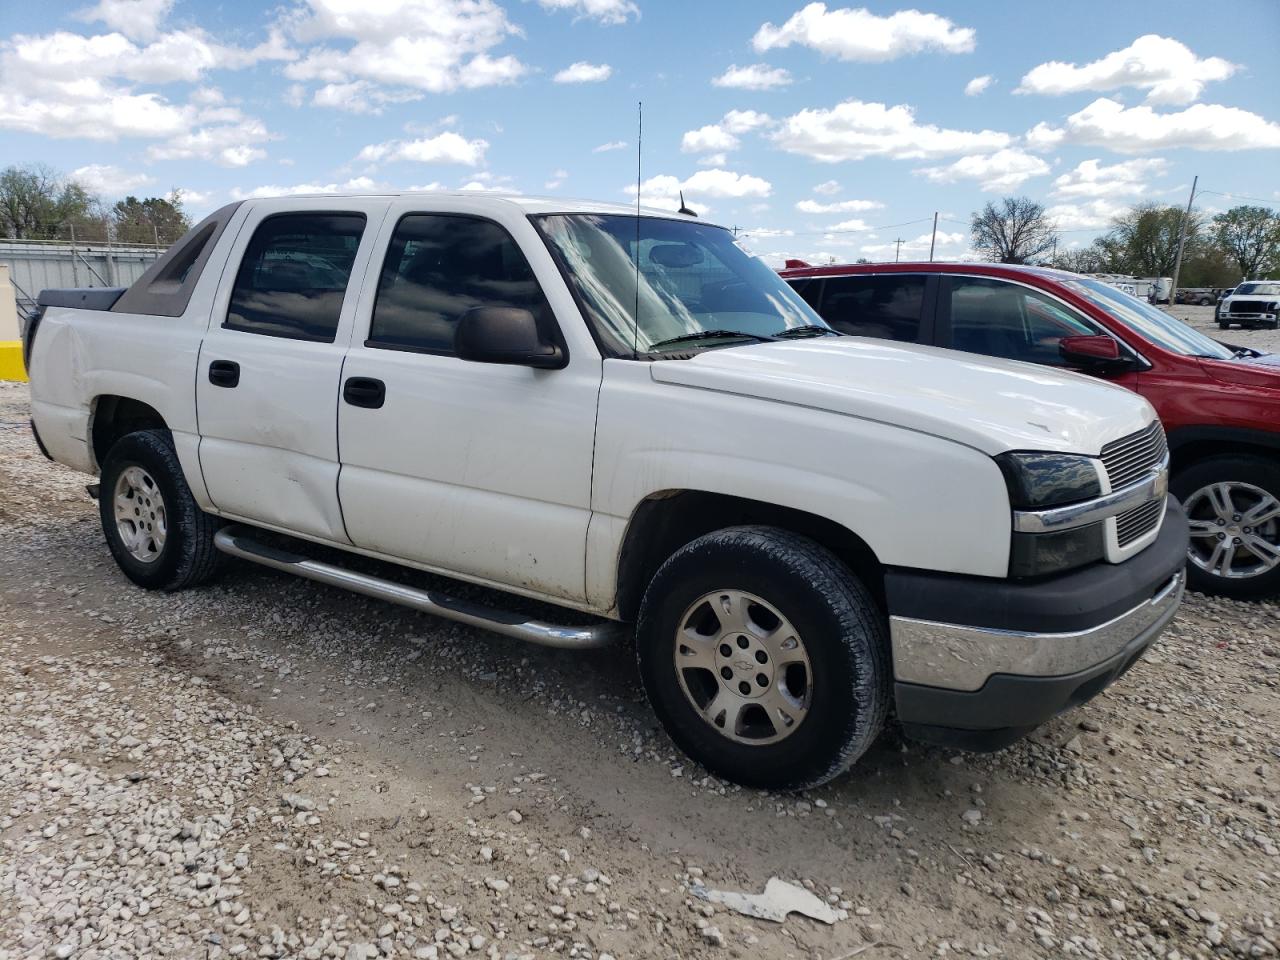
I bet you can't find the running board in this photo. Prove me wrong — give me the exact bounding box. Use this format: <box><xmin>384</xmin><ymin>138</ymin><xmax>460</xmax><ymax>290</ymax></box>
<box><xmin>212</xmin><ymin>526</ymin><xmax>624</xmax><ymax>650</ymax></box>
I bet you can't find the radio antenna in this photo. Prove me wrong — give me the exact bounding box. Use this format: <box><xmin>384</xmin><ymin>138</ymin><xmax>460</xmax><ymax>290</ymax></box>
<box><xmin>632</xmin><ymin>101</ymin><xmax>643</xmax><ymax>361</ymax></box>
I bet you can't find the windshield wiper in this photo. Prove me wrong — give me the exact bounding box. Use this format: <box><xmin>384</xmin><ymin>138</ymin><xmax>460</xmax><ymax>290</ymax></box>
<box><xmin>773</xmin><ymin>324</ymin><xmax>839</xmax><ymax>339</ymax></box>
<box><xmin>648</xmin><ymin>329</ymin><xmax>776</xmax><ymax>351</ymax></box>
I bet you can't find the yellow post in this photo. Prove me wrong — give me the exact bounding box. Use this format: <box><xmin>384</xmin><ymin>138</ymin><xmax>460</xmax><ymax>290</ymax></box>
<box><xmin>0</xmin><ymin>265</ymin><xmax>27</xmax><ymax>382</ymax></box>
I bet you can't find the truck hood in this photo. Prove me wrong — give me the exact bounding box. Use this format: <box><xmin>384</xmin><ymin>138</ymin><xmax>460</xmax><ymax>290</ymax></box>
<box><xmin>649</xmin><ymin>338</ymin><xmax>1155</xmax><ymax>457</ymax></box>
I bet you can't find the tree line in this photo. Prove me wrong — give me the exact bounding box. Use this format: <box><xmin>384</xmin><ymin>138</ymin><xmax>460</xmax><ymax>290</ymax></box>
<box><xmin>972</xmin><ymin>196</ymin><xmax>1280</xmax><ymax>286</ymax></box>
<box><xmin>0</xmin><ymin>164</ymin><xmax>193</xmax><ymax>247</ymax></box>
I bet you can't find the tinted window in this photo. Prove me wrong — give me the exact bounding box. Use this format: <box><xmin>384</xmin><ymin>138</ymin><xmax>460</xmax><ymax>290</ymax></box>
<box><xmin>370</xmin><ymin>215</ymin><xmax>550</xmax><ymax>354</ymax></box>
<box><xmin>787</xmin><ymin>277</ymin><xmax>823</xmax><ymax>310</ymax></box>
<box><xmin>225</xmin><ymin>213</ymin><xmax>366</xmax><ymax>342</ymax></box>
<box><xmin>948</xmin><ymin>276</ymin><xmax>1099</xmax><ymax>365</ymax></box>
<box><xmin>820</xmin><ymin>275</ymin><xmax>925</xmax><ymax>341</ymax></box>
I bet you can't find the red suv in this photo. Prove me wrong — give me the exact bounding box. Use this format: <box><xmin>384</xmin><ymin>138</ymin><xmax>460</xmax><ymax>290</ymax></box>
<box><xmin>780</xmin><ymin>261</ymin><xmax>1280</xmax><ymax>599</ymax></box>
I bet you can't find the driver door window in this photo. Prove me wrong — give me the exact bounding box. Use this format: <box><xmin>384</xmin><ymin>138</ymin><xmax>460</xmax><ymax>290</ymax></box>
<box><xmin>945</xmin><ymin>276</ymin><xmax>1101</xmax><ymax>365</ymax></box>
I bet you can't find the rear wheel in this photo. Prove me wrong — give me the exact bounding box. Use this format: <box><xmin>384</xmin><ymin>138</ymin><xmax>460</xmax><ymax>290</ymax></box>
<box><xmin>99</xmin><ymin>429</ymin><xmax>224</xmax><ymax>591</ymax></box>
<box><xmin>636</xmin><ymin>526</ymin><xmax>889</xmax><ymax>789</ymax></box>
<box><xmin>1172</xmin><ymin>456</ymin><xmax>1280</xmax><ymax>600</ymax></box>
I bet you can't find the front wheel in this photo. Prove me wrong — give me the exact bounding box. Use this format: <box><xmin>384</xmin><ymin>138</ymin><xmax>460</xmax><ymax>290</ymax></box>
<box><xmin>636</xmin><ymin>526</ymin><xmax>890</xmax><ymax>789</ymax></box>
<box><xmin>1171</xmin><ymin>456</ymin><xmax>1280</xmax><ymax>600</ymax></box>
<box><xmin>99</xmin><ymin>429</ymin><xmax>225</xmax><ymax>591</ymax></box>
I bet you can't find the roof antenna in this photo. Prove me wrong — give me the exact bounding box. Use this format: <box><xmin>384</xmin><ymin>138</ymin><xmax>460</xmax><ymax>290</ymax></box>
<box><xmin>678</xmin><ymin>190</ymin><xmax>698</xmax><ymax>217</ymax></box>
<box><xmin>632</xmin><ymin>101</ymin><xmax>643</xmax><ymax>361</ymax></box>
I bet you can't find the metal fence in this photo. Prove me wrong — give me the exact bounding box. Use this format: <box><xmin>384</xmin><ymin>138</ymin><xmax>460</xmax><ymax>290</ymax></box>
<box><xmin>1</xmin><ymin>239</ymin><xmax>164</xmax><ymax>314</ymax></box>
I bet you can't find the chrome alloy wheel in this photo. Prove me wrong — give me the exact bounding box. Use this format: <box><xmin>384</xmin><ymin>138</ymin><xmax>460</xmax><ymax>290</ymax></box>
<box><xmin>1184</xmin><ymin>481</ymin><xmax>1280</xmax><ymax>580</ymax></box>
<box><xmin>673</xmin><ymin>589</ymin><xmax>812</xmax><ymax>745</ymax></box>
<box><xmin>113</xmin><ymin>465</ymin><xmax>167</xmax><ymax>563</ymax></box>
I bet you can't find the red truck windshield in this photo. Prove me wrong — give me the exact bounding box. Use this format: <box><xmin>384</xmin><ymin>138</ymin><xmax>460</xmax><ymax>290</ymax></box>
<box><xmin>1062</xmin><ymin>278</ymin><xmax>1234</xmax><ymax>361</ymax></box>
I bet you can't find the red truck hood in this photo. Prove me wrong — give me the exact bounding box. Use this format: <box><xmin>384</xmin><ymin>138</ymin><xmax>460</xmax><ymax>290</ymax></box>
<box><xmin>1199</xmin><ymin>352</ymin><xmax>1280</xmax><ymax>389</ymax></box>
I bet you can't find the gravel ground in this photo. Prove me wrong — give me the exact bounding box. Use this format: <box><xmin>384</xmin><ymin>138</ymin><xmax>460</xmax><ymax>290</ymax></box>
<box><xmin>1</xmin><ymin>378</ymin><xmax>1278</xmax><ymax>960</ymax></box>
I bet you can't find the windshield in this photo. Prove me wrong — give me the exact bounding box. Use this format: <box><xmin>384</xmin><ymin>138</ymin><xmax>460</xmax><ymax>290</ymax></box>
<box><xmin>1061</xmin><ymin>277</ymin><xmax>1234</xmax><ymax>360</ymax></box>
<box><xmin>533</xmin><ymin>214</ymin><xmax>825</xmax><ymax>354</ymax></box>
<box><xmin>1237</xmin><ymin>282</ymin><xmax>1280</xmax><ymax>296</ymax></box>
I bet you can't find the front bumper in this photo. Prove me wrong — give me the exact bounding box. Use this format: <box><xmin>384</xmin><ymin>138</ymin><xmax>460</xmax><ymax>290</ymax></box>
<box><xmin>887</xmin><ymin>496</ymin><xmax>1188</xmax><ymax>750</ymax></box>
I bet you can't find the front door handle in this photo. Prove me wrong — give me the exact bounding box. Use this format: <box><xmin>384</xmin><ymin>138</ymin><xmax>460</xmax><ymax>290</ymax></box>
<box><xmin>208</xmin><ymin>360</ymin><xmax>240</xmax><ymax>388</ymax></box>
<box><xmin>343</xmin><ymin>376</ymin><xmax>385</xmax><ymax>409</ymax></box>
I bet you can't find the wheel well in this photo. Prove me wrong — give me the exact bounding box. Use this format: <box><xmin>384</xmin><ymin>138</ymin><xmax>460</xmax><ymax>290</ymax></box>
<box><xmin>614</xmin><ymin>491</ymin><xmax>884</xmax><ymax>622</ymax></box>
<box><xmin>1171</xmin><ymin>439</ymin><xmax>1280</xmax><ymax>475</ymax></box>
<box><xmin>90</xmin><ymin>396</ymin><xmax>168</xmax><ymax>470</ymax></box>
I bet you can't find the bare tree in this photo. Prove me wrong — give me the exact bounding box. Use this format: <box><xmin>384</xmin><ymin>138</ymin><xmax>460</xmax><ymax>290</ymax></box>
<box><xmin>970</xmin><ymin>197</ymin><xmax>1058</xmax><ymax>264</ymax></box>
<box><xmin>0</xmin><ymin>164</ymin><xmax>103</xmax><ymax>240</ymax></box>
<box><xmin>1213</xmin><ymin>205</ymin><xmax>1280</xmax><ymax>279</ymax></box>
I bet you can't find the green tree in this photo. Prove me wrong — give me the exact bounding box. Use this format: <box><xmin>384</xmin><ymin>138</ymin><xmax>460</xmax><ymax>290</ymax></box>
<box><xmin>0</xmin><ymin>164</ymin><xmax>103</xmax><ymax>240</ymax></box>
<box><xmin>112</xmin><ymin>191</ymin><xmax>193</xmax><ymax>246</ymax></box>
<box><xmin>970</xmin><ymin>197</ymin><xmax>1058</xmax><ymax>264</ymax></box>
<box><xmin>1098</xmin><ymin>203</ymin><xmax>1201</xmax><ymax>277</ymax></box>
<box><xmin>1212</xmin><ymin>205</ymin><xmax>1280</xmax><ymax>279</ymax></box>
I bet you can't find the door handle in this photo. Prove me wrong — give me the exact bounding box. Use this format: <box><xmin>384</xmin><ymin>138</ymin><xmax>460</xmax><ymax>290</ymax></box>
<box><xmin>208</xmin><ymin>360</ymin><xmax>240</xmax><ymax>388</ymax></box>
<box><xmin>343</xmin><ymin>376</ymin><xmax>385</xmax><ymax>409</ymax></box>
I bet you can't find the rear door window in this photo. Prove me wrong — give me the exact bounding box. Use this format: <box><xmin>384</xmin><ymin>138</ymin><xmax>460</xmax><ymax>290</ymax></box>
<box><xmin>817</xmin><ymin>274</ymin><xmax>928</xmax><ymax>342</ymax></box>
<box><xmin>943</xmin><ymin>276</ymin><xmax>1100</xmax><ymax>365</ymax></box>
<box><xmin>225</xmin><ymin>213</ymin><xmax>366</xmax><ymax>342</ymax></box>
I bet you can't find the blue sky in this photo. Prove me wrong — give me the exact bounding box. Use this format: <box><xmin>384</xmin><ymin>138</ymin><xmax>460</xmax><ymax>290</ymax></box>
<box><xmin>2</xmin><ymin>0</ymin><xmax>1278</xmax><ymax>264</ymax></box>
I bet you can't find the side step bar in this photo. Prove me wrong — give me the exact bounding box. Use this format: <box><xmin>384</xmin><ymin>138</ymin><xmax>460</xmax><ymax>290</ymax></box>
<box><xmin>213</xmin><ymin>526</ymin><xmax>625</xmax><ymax>650</ymax></box>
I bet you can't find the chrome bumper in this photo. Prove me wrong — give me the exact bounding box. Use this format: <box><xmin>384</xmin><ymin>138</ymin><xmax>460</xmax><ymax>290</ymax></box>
<box><xmin>890</xmin><ymin>569</ymin><xmax>1184</xmax><ymax>692</ymax></box>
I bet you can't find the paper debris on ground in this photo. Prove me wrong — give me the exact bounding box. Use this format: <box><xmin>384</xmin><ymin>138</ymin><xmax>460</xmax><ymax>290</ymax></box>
<box><xmin>691</xmin><ymin>876</ymin><xmax>843</xmax><ymax>924</ymax></box>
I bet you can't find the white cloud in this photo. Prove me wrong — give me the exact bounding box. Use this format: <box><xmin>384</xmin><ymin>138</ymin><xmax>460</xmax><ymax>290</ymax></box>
<box><xmin>356</xmin><ymin>131</ymin><xmax>489</xmax><ymax>166</ymax></box>
<box><xmin>71</xmin><ymin>163</ymin><xmax>155</xmax><ymax>196</ymax></box>
<box><xmin>1025</xmin><ymin>121</ymin><xmax>1066</xmax><ymax>152</ymax></box>
<box><xmin>772</xmin><ymin>99</ymin><xmax>1011</xmax><ymax>162</ymax></box>
<box><xmin>177</xmin><ymin>187</ymin><xmax>214</xmax><ymax>208</ymax></box>
<box><xmin>626</xmin><ymin>168</ymin><xmax>773</xmax><ymax>213</ymax></box>
<box><xmin>712</xmin><ymin>63</ymin><xmax>792</xmax><ymax>90</ymax></box>
<box><xmin>964</xmin><ymin>74</ymin><xmax>992</xmax><ymax>96</ymax></box>
<box><xmin>681</xmin><ymin>110</ymin><xmax>772</xmax><ymax>154</ymax></box>
<box><xmin>407</xmin><ymin>182</ymin><xmax>446</xmax><ymax>192</ymax></box>
<box><xmin>1044</xmin><ymin>199</ymin><xmax>1128</xmax><ymax>231</ymax></box>
<box><xmin>148</xmin><ymin>114</ymin><xmax>273</xmax><ymax>167</ymax></box>
<box><xmin>231</xmin><ymin>177</ymin><xmax>384</xmax><ymax>200</ymax></box>
<box><xmin>813</xmin><ymin>179</ymin><xmax>841</xmax><ymax>195</ymax></box>
<box><xmin>592</xmin><ymin>140</ymin><xmax>627</xmax><ymax>152</ymax></box>
<box><xmin>283</xmin><ymin>0</ymin><xmax>526</xmax><ymax>107</ymax></box>
<box><xmin>696</xmin><ymin>153</ymin><xmax>729</xmax><ymax>167</ymax></box>
<box><xmin>1030</xmin><ymin>97</ymin><xmax>1280</xmax><ymax>153</ymax></box>
<box><xmin>860</xmin><ymin>230</ymin><xmax>966</xmax><ymax>259</ymax></box>
<box><xmin>826</xmin><ymin>218</ymin><xmax>873</xmax><ymax>232</ymax></box>
<box><xmin>1051</xmin><ymin>158</ymin><xmax>1168</xmax><ymax>199</ymax></box>
<box><xmin>76</xmin><ymin>0</ymin><xmax>175</xmax><ymax>42</ymax></box>
<box><xmin>545</xmin><ymin>168</ymin><xmax>568</xmax><ymax>189</ymax></box>
<box><xmin>553</xmin><ymin>61</ymin><xmax>612</xmax><ymax>84</ymax></box>
<box><xmin>537</xmin><ymin>0</ymin><xmax>638</xmax><ymax>24</ymax></box>
<box><xmin>682</xmin><ymin>124</ymin><xmax>739</xmax><ymax>154</ymax></box>
<box><xmin>796</xmin><ymin>198</ymin><xmax>883</xmax><ymax>214</ymax></box>
<box><xmin>742</xmin><ymin>227</ymin><xmax>794</xmax><ymax>239</ymax></box>
<box><xmin>753</xmin><ymin>4</ymin><xmax>975</xmax><ymax>61</ymax></box>
<box><xmin>1017</xmin><ymin>35</ymin><xmax>1236</xmax><ymax>105</ymax></box>
<box><xmin>916</xmin><ymin>148</ymin><xmax>1050</xmax><ymax>191</ymax></box>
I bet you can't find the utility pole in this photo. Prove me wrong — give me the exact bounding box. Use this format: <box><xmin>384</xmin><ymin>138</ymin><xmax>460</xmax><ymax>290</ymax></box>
<box><xmin>928</xmin><ymin>212</ymin><xmax>938</xmax><ymax>262</ymax></box>
<box><xmin>1170</xmin><ymin>175</ymin><xmax>1198</xmax><ymax>306</ymax></box>
<box><xmin>894</xmin><ymin>238</ymin><xmax>904</xmax><ymax>262</ymax></box>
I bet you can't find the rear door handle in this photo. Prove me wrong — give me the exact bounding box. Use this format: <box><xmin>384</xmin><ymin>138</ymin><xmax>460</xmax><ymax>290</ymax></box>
<box><xmin>208</xmin><ymin>360</ymin><xmax>240</xmax><ymax>388</ymax></box>
<box><xmin>343</xmin><ymin>376</ymin><xmax>385</xmax><ymax>409</ymax></box>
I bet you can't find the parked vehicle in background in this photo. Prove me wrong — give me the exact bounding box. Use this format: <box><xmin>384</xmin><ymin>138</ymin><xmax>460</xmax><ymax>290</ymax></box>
<box><xmin>1175</xmin><ymin>288</ymin><xmax>1219</xmax><ymax>306</ymax></box>
<box><xmin>23</xmin><ymin>194</ymin><xmax>1186</xmax><ymax>786</ymax></box>
<box><xmin>1087</xmin><ymin>275</ymin><xmax>1171</xmax><ymax>304</ymax></box>
<box><xmin>1217</xmin><ymin>280</ymin><xmax>1280</xmax><ymax>330</ymax></box>
<box><xmin>781</xmin><ymin>261</ymin><xmax>1280</xmax><ymax>599</ymax></box>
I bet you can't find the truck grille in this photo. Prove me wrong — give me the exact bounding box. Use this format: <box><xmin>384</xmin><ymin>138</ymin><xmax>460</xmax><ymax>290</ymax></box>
<box><xmin>1100</xmin><ymin>421</ymin><xmax>1167</xmax><ymax>490</ymax></box>
<box><xmin>1229</xmin><ymin>299</ymin><xmax>1269</xmax><ymax>314</ymax></box>
<box><xmin>1116</xmin><ymin>497</ymin><xmax>1164</xmax><ymax>547</ymax></box>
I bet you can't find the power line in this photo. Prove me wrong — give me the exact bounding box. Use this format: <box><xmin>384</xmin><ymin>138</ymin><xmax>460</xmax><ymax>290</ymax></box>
<box><xmin>1199</xmin><ymin>189</ymin><xmax>1279</xmax><ymax>207</ymax></box>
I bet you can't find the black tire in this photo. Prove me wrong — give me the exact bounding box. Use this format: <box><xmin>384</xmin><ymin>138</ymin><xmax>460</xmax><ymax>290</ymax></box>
<box><xmin>1170</xmin><ymin>455</ymin><xmax>1280</xmax><ymax>600</ymax></box>
<box><xmin>99</xmin><ymin>429</ymin><xmax>224</xmax><ymax>591</ymax></box>
<box><xmin>636</xmin><ymin>526</ymin><xmax>890</xmax><ymax>789</ymax></box>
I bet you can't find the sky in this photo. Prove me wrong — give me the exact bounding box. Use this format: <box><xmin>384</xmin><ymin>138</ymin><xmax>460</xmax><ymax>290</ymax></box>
<box><xmin>2</xmin><ymin>0</ymin><xmax>1278</xmax><ymax>266</ymax></box>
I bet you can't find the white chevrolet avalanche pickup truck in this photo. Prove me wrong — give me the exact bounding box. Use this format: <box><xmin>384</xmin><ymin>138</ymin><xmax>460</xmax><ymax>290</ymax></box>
<box><xmin>25</xmin><ymin>194</ymin><xmax>1188</xmax><ymax>788</ymax></box>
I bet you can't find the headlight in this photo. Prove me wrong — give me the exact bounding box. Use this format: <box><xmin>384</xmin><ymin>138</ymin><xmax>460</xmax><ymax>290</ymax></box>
<box><xmin>995</xmin><ymin>452</ymin><xmax>1102</xmax><ymax>509</ymax></box>
<box><xmin>996</xmin><ymin>452</ymin><xmax>1106</xmax><ymax>578</ymax></box>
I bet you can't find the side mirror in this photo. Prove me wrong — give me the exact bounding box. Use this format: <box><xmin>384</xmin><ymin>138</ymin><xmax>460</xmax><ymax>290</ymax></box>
<box><xmin>455</xmin><ymin>307</ymin><xmax>565</xmax><ymax>369</ymax></box>
<box><xmin>1059</xmin><ymin>334</ymin><xmax>1131</xmax><ymax>372</ymax></box>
